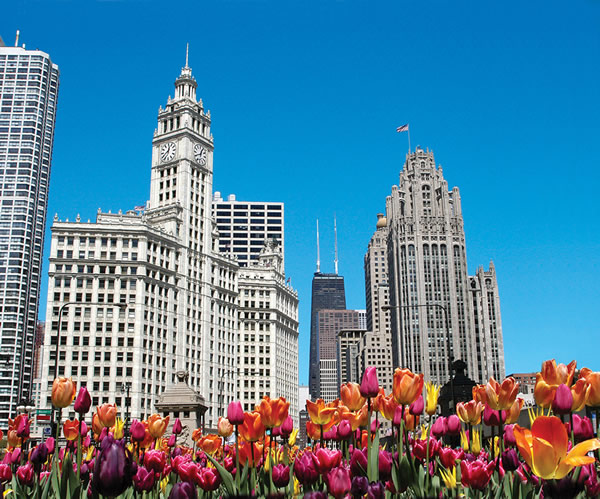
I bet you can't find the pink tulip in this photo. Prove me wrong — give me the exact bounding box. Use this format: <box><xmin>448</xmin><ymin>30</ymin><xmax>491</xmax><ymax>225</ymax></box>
<box><xmin>227</xmin><ymin>401</ymin><xmax>244</xmax><ymax>425</ymax></box>
<box><xmin>326</xmin><ymin>466</ymin><xmax>352</xmax><ymax>499</ymax></box>
<box><xmin>552</xmin><ymin>384</ymin><xmax>573</xmax><ymax>415</ymax></box>
<box><xmin>360</xmin><ymin>367</ymin><xmax>379</xmax><ymax>398</ymax></box>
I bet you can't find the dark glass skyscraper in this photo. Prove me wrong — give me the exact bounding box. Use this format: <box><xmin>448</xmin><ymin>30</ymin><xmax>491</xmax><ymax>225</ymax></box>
<box><xmin>308</xmin><ymin>272</ymin><xmax>346</xmax><ymax>399</ymax></box>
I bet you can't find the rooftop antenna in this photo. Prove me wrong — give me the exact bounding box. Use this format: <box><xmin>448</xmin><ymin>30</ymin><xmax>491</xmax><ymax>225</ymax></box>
<box><xmin>334</xmin><ymin>215</ymin><xmax>339</xmax><ymax>275</ymax></box>
<box><xmin>185</xmin><ymin>43</ymin><xmax>189</xmax><ymax>67</ymax></box>
<box><xmin>316</xmin><ymin>219</ymin><xmax>321</xmax><ymax>273</ymax></box>
<box><xmin>15</xmin><ymin>30</ymin><xmax>20</xmax><ymax>47</ymax></box>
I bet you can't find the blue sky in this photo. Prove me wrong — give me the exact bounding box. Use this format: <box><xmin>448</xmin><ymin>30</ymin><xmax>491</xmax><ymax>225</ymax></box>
<box><xmin>3</xmin><ymin>0</ymin><xmax>599</xmax><ymax>384</ymax></box>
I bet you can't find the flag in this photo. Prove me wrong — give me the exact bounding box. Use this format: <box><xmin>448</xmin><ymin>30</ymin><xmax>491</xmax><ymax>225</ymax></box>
<box><xmin>134</xmin><ymin>205</ymin><xmax>145</xmax><ymax>211</ymax></box>
<box><xmin>396</xmin><ymin>124</ymin><xmax>409</xmax><ymax>133</ymax></box>
<box><xmin>286</xmin><ymin>277</ymin><xmax>291</xmax><ymax>284</ymax></box>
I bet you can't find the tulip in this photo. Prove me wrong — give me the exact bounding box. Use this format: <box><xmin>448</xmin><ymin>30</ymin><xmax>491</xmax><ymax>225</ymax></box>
<box><xmin>256</xmin><ymin>396</ymin><xmax>290</xmax><ymax>428</ymax></box>
<box><xmin>74</xmin><ymin>386</ymin><xmax>91</xmax><ymax>414</ymax></box>
<box><xmin>8</xmin><ymin>447</ymin><xmax>22</xmax><ymax>464</ymax></box>
<box><xmin>379</xmin><ymin>449</ymin><xmax>393</xmax><ymax>481</ymax></box>
<box><xmin>446</xmin><ymin>415</ymin><xmax>461</xmax><ymax>435</ymax></box>
<box><xmin>350</xmin><ymin>448</ymin><xmax>368</xmax><ymax>477</ymax></box>
<box><xmin>338</xmin><ymin>419</ymin><xmax>352</xmax><ymax>440</ymax></box>
<box><xmin>172</xmin><ymin>418</ymin><xmax>183</xmax><ymax>435</ymax></box>
<box><xmin>483</xmin><ymin>405</ymin><xmax>502</xmax><ymax>426</ymax></box>
<box><xmin>341</xmin><ymin>382</ymin><xmax>366</xmax><ymax>411</ymax></box>
<box><xmin>14</xmin><ymin>414</ymin><xmax>30</xmax><ymax>439</ymax></box>
<box><xmin>392</xmin><ymin>405</ymin><xmax>403</xmax><ymax>427</ymax></box>
<box><xmin>340</xmin><ymin>404</ymin><xmax>368</xmax><ymax>431</ymax></box>
<box><xmin>147</xmin><ymin>414</ymin><xmax>170</xmax><ymax>439</ymax></box>
<box><xmin>485</xmin><ymin>376</ymin><xmax>519</xmax><ymax>411</ymax></box>
<box><xmin>92</xmin><ymin>435</ymin><xmax>133</xmax><ymax>496</ymax></box>
<box><xmin>413</xmin><ymin>437</ymin><xmax>439</xmax><ymax>461</ymax></box>
<box><xmin>504</xmin><ymin>424</ymin><xmax>516</xmax><ymax>447</ymax></box>
<box><xmin>580</xmin><ymin>368</ymin><xmax>600</xmax><ymax>407</ymax></box>
<box><xmin>409</xmin><ymin>395</ymin><xmax>424</xmax><ymax>415</ymax></box>
<box><xmin>351</xmin><ymin>476</ymin><xmax>369</xmax><ymax>497</ymax></box>
<box><xmin>177</xmin><ymin>460</ymin><xmax>198</xmax><ymax>483</ymax></box>
<box><xmin>367</xmin><ymin>481</ymin><xmax>385</xmax><ymax>499</ymax></box>
<box><xmin>472</xmin><ymin>384</ymin><xmax>488</xmax><ymax>405</ymax></box>
<box><xmin>7</xmin><ymin>429</ymin><xmax>21</xmax><ymax>448</ymax></box>
<box><xmin>424</xmin><ymin>381</ymin><xmax>441</xmax><ymax>416</ymax></box>
<box><xmin>440</xmin><ymin>466</ymin><xmax>457</xmax><ymax>489</ymax></box>
<box><xmin>534</xmin><ymin>359</ymin><xmax>577</xmax><ymax>408</ymax></box>
<box><xmin>393</xmin><ymin>368</ymin><xmax>424</xmax><ymax>406</ymax></box>
<box><xmin>169</xmin><ymin>481</ymin><xmax>198</xmax><ymax>499</ymax></box>
<box><xmin>130</xmin><ymin>420</ymin><xmax>146</xmax><ymax>442</ymax></box>
<box><xmin>502</xmin><ymin>448</ymin><xmax>520</xmax><ymax>472</ymax></box>
<box><xmin>197</xmin><ymin>434</ymin><xmax>222</xmax><ymax>455</ymax></box>
<box><xmin>376</xmin><ymin>393</ymin><xmax>398</xmax><ymax>421</ymax></box>
<box><xmin>572</xmin><ymin>414</ymin><xmax>594</xmax><ymax>442</ymax></box>
<box><xmin>431</xmin><ymin>416</ymin><xmax>446</xmax><ymax>438</ymax></box>
<box><xmin>0</xmin><ymin>463</ymin><xmax>12</xmax><ymax>482</ymax></box>
<box><xmin>96</xmin><ymin>403</ymin><xmax>117</xmax><ymax>428</ymax></box>
<box><xmin>514</xmin><ymin>415</ymin><xmax>600</xmax><ymax>479</ymax></box>
<box><xmin>323</xmin><ymin>425</ymin><xmax>338</xmax><ymax>441</ymax></box>
<box><xmin>360</xmin><ymin>367</ymin><xmax>379</xmax><ymax>398</ymax></box>
<box><xmin>280</xmin><ymin>415</ymin><xmax>294</xmax><ymax>438</ymax></box>
<box><xmin>294</xmin><ymin>451</ymin><xmax>319</xmax><ymax>485</ymax></box>
<box><xmin>312</xmin><ymin>448</ymin><xmax>342</xmax><ymax>475</ymax></box>
<box><xmin>227</xmin><ymin>401</ymin><xmax>244</xmax><ymax>425</ymax></box>
<box><xmin>217</xmin><ymin>417</ymin><xmax>233</xmax><ymax>437</ymax></box>
<box><xmin>304</xmin><ymin>493</ymin><xmax>328</xmax><ymax>499</ymax></box>
<box><xmin>238</xmin><ymin>411</ymin><xmax>265</xmax><ymax>442</ymax></box>
<box><xmin>471</xmin><ymin>428</ymin><xmax>482</xmax><ymax>454</ymax></box>
<box><xmin>51</xmin><ymin>377</ymin><xmax>77</xmax><ymax>409</ymax></box>
<box><xmin>133</xmin><ymin>466</ymin><xmax>155</xmax><ymax>492</ymax></box>
<box><xmin>461</xmin><ymin>459</ymin><xmax>495</xmax><ymax>490</ymax></box>
<box><xmin>272</xmin><ymin>463</ymin><xmax>290</xmax><ymax>487</ymax></box>
<box><xmin>456</xmin><ymin>400</ymin><xmax>483</xmax><ymax>425</ymax></box>
<box><xmin>552</xmin><ymin>383</ymin><xmax>573</xmax><ymax>415</ymax></box>
<box><xmin>326</xmin><ymin>466</ymin><xmax>352</xmax><ymax>499</ymax></box>
<box><xmin>63</xmin><ymin>419</ymin><xmax>79</xmax><ymax>441</ymax></box>
<box><xmin>30</xmin><ymin>443</ymin><xmax>49</xmax><ymax>472</ymax></box>
<box><xmin>17</xmin><ymin>462</ymin><xmax>34</xmax><ymax>487</ymax></box>
<box><xmin>144</xmin><ymin>449</ymin><xmax>166</xmax><ymax>473</ymax></box>
<box><xmin>196</xmin><ymin>467</ymin><xmax>221</xmax><ymax>491</ymax></box>
<box><xmin>403</xmin><ymin>411</ymin><xmax>419</xmax><ymax>431</ymax></box>
<box><xmin>438</xmin><ymin>447</ymin><xmax>458</xmax><ymax>469</ymax></box>
<box><xmin>306</xmin><ymin>398</ymin><xmax>338</xmax><ymax>426</ymax></box>
<box><xmin>502</xmin><ymin>397</ymin><xmax>524</xmax><ymax>424</ymax></box>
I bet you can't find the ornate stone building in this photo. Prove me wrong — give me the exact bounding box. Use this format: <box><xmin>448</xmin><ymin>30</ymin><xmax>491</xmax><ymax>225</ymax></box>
<box><xmin>385</xmin><ymin>147</ymin><xmax>504</xmax><ymax>386</ymax></box>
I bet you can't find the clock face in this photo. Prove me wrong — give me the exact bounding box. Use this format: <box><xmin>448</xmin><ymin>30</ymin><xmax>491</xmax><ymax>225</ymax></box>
<box><xmin>194</xmin><ymin>144</ymin><xmax>207</xmax><ymax>166</ymax></box>
<box><xmin>160</xmin><ymin>142</ymin><xmax>176</xmax><ymax>162</ymax></box>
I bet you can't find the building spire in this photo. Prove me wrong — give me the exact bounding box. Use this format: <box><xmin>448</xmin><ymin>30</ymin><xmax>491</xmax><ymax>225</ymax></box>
<box><xmin>334</xmin><ymin>215</ymin><xmax>339</xmax><ymax>275</ymax></box>
<box><xmin>185</xmin><ymin>43</ymin><xmax>189</xmax><ymax>68</ymax></box>
<box><xmin>316</xmin><ymin>219</ymin><xmax>321</xmax><ymax>273</ymax></box>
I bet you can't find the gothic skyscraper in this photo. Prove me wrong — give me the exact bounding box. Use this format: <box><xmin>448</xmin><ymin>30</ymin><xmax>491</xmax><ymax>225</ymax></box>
<box><xmin>385</xmin><ymin>147</ymin><xmax>505</xmax><ymax>385</ymax></box>
<box><xmin>0</xmin><ymin>36</ymin><xmax>59</xmax><ymax>426</ymax></box>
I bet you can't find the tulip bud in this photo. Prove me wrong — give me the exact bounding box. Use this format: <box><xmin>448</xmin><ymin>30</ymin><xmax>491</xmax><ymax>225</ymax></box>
<box><xmin>573</xmin><ymin>414</ymin><xmax>594</xmax><ymax>442</ymax></box>
<box><xmin>280</xmin><ymin>415</ymin><xmax>294</xmax><ymax>438</ymax></box>
<box><xmin>30</xmin><ymin>443</ymin><xmax>48</xmax><ymax>473</ymax></box>
<box><xmin>133</xmin><ymin>466</ymin><xmax>155</xmax><ymax>492</ymax></box>
<box><xmin>51</xmin><ymin>377</ymin><xmax>77</xmax><ymax>409</ymax></box>
<box><xmin>167</xmin><ymin>434</ymin><xmax>176</xmax><ymax>447</ymax></box>
<box><xmin>169</xmin><ymin>481</ymin><xmax>198</xmax><ymax>499</ymax></box>
<box><xmin>501</xmin><ymin>448</ymin><xmax>519</xmax><ymax>472</ymax></box>
<box><xmin>552</xmin><ymin>384</ymin><xmax>573</xmax><ymax>415</ymax></box>
<box><xmin>217</xmin><ymin>417</ymin><xmax>233</xmax><ymax>438</ymax></box>
<box><xmin>338</xmin><ymin>419</ymin><xmax>352</xmax><ymax>440</ymax></box>
<box><xmin>15</xmin><ymin>415</ymin><xmax>30</xmax><ymax>439</ymax></box>
<box><xmin>92</xmin><ymin>435</ymin><xmax>133</xmax><ymax>496</ymax></box>
<box><xmin>360</xmin><ymin>367</ymin><xmax>380</xmax><ymax>398</ymax></box>
<box><xmin>350</xmin><ymin>448</ymin><xmax>368</xmax><ymax>477</ymax></box>
<box><xmin>431</xmin><ymin>416</ymin><xmax>447</xmax><ymax>438</ymax></box>
<box><xmin>503</xmin><ymin>424</ymin><xmax>516</xmax><ymax>447</ymax></box>
<box><xmin>227</xmin><ymin>401</ymin><xmax>244</xmax><ymax>425</ymax></box>
<box><xmin>74</xmin><ymin>387</ymin><xmax>92</xmax><ymax>414</ymax></box>
<box><xmin>130</xmin><ymin>420</ymin><xmax>146</xmax><ymax>443</ymax></box>
<box><xmin>483</xmin><ymin>405</ymin><xmax>501</xmax><ymax>426</ymax></box>
<box><xmin>392</xmin><ymin>406</ymin><xmax>403</xmax><ymax>427</ymax></box>
<box><xmin>446</xmin><ymin>415</ymin><xmax>461</xmax><ymax>435</ymax></box>
<box><xmin>351</xmin><ymin>476</ymin><xmax>369</xmax><ymax>497</ymax></box>
<box><xmin>0</xmin><ymin>463</ymin><xmax>12</xmax><ymax>482</ymax></box>
<box><xmin>378</xmin><ymin>450</ymin><xmax>392</xmax><ymax>481</ymax></box>
<box><xmin>172</xmin><ymin>418</ymin><xmax>183</xmax><ymax>435</ymax></box>
<box><xmin>272</xmin><ymin>463</ymin><xmax>290</xmax><ymax>488</ymax></box>
<box><xmin>409</xmin><ymin>395</ymin><xmax>424</xmax><ymax>415</ymax></box>
<box><xmin>368</xmin><ymin>481</ymin><xmax>386</xmax><ymax>499</ymax></box>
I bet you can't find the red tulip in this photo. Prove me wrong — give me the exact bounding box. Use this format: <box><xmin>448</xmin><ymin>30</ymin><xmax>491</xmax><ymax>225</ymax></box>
<box><xmin>144</xmin><ymin>450</ymin><xmax>166</xmax><ymax>473</ymax></box>
<box><xmin>133</xmin><ymin>466</ymin><xmax>155</xmax><ymax>492</ymax></box>
<box><xmin>16</xmin><ymin>462</ymin><xmax>34</xmax><ymax>487</ymax></box>
<box><xmin>0</xmin><ymin>463</ymin><xmax>12</xmax><ymax>482</ymax></box>
<box><xmin>196</xmin><ymin>467</ymin><xmax>221</xmax><ymax>491</ymax></box>
<box><xmin>460</xmin><ymin>459</ymin><xmax>495</xmax><ymax>490</ymax></box>
<box><xmin>272</xmin><ymin>464</ymin><xmax>290</xmax><ymax>488</ymax></box>
<box><xmin>74</xmin><ymin>387</ymin><xmax>92</xmax><ymax>414</ymax></box>
<box><xmin>360</xmin><ymin>367</ymin><xmax>379</xmax><ymax>398</ymax></box>
<box><xmin>130</xmin><ymin>420</ymin><xmax>146</xmax><ymax>442</ymax></box>
<box><xmin>172</xmin><ymin>418</ymin><xmax>183</xmax><ymax>435</ymax></box>
<box><xmin>326</xmin><ymin>466</ymin><xmax>352</xmax><ymax>499</ymax></box>
<box><xmin>312</xmin><ymin>448</ymin><xmax>342</xmax><ymax>474</ymax></box>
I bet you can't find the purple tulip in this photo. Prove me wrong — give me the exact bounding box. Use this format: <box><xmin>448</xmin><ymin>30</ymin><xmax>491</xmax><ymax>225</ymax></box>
<box><xmin>360</xmin><ymin>367</ymin><xmax>380</xmax><ymax>398</ymax></box>
<box><xmin>130</xmin><ymin>420</ymin><xmax>146</xmax><ymax>443</ymax></box>
<box><xmin>280</xmin><ymin>415</ymin><xmax>294</xmax><ymax>438</ymax></box>
<box><xmin>483</xmin><ymin>406</ymin><xmax>501</xmax><ymax>426</ymax></box>
<box><xmin>133</xmin><ymin>466</ymin><xmax>155</xmax><ymax>492</ymax></box>
<box><xmin>294</xmin><ymin>451</ymin><xmax>319</xmax><ymax>486</ymax></box>
<box><xmin>409</xmin><ymin>395</ymin><xmax>424</xmax><ymax>415</ymax></box>
<box><xmin>350</xmin><ymin>448</ymin><xmax>368</xmax><ymax>477</ymax></box>
<box><xmin>0</xmin><ymin>464</ymin><xmax>12</xmax><ymax>482</ymax></box>
<box><xmin>92</xmin><ymin>435</ymin><xmax>133</xmax><ymax>496</ymax></box>
<box><xmin>378</xmin><ymin>450</ymin><xmax>393</xmax><ymax>481</ymax></box>
<box><xmin>552</xmin><ymin>384</ymin><xmax>573</xmax><ymax>415</ymax></box>
<box><xmin>172</xmin><ymin>418</ymin><xmax>183</xmax><ymax>435</ymax></box>
<box><xmin>227</xmin><ymin>401</ymin><xmax>244</xmax><ymax>425</ymax></box>
<box><xmin>501</xmin><ymin>448</ymin><xmax>519</xmax><ymax>472</ymax></box>
<box><xmin>368</xmin><ymin>481</ymin><xmax>386</xmax><ymax>499</ymax></box>
<box><xmin>573</xmin><ymin>414</ymin><xmax>594</xmax><ymax>442</ymax></box>
<box><xmin>169</xmin><ymin>481</ymin><xmax>198</xmax><ymax>499</ymax></box>
<box><xmin>304</xmin><ymin>493</ymin><xmax>328</xmax><ymax>499</ymax></box>
<box><xmin>74</xmin><ymin>386</ymin><xmax>92</xmax><ymax>414</ymax></box>
<box><xmin>504</xmin><ymin>424</ymin><xmax>516</xmax><ymax>447</ymax></box>
<box><xmin>16</xmin><ymin>416</ymin><xmax>30</xmax><ymax>439</ymax></box>
<box><xmin>272</xmin><ymin>464</ymin><xmax>290</xmax><ymax>488</ymax></box>
<box><xmin>167</xmin><ymin>434</ymin><xmax>177</xmax><ymax>447</ymax></box>
<box><xmin>9</xmin><ymin>448</ymin><xmax>22</xmax><ymax>464</ymax></box>
<box><xmin>30</xmin><ymin>443</ymin><xmax>48</xmax><ymax>473</ymax></box>
<box><xmin>351</xmin><ymin>476</ymin><xmax>369</xmax><ymax>497</ymax></box>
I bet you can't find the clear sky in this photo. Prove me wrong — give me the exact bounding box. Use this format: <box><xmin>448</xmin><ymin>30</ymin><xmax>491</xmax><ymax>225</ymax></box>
<box><xmin>3</xmin><ymin>0</ymin><xmax>599</xmax><ymax>384</ymax></box>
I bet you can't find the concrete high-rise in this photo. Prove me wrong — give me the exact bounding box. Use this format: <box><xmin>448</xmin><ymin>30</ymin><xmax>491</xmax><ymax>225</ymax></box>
<box><xmin>386</xmin><ymin>147</ymin><xmax>505</xmax><ymax>385</ymax></box>
<box><xmin>0</xmin><ymin>35</ymin><xmax>59</xmax><ymax>427</ymax></box>
<box><xmin>212</xmin><ymin>192</ymin><xmax>284</xmax><ymax>268</ymax></box>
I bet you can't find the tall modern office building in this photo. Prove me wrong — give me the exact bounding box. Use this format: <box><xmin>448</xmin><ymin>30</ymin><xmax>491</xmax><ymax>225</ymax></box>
<box><xmin>385</xmin><ymin>147</ymin><xmax>505</xmax><ymax>385</ymax></box>
<box><xmin>0</xmin><ymin>35</ymin><xmax>59</xmax><ymax>426</ymax></box>
<box><xmin>212</xmin><ymin>192</ymin><xmax>284</xmax><ymax>268</ymax></box>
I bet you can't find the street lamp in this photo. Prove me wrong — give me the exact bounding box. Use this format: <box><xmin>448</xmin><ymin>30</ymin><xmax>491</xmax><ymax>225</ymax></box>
<box><xmin>120</xmin><ymin>382</ymin><xmax>132</xmax><ymax>440</ymax></box>
<box><xmin>382</xmin><ymin>303</ymin><xmax>456</xmax><ymax>408</ymax></box>
<box><xmin>51</xmin><ymin>301</ymin><xmax>127</xmax><ymax>429</ymax></box>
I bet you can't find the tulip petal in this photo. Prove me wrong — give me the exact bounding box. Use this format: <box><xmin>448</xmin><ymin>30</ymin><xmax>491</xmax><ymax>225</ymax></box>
<box><xmin>531</xmin><ymin>416</ymin><xmax>568</xmax><ymax>460</ymax></box>
<box><xmin>531</xmin><ymin>437</ymin><xmax>558</xmax><ymax>479</ymax></box>
<box><xmin>513</xmin><ymin>426</ymin><xmax>533</xmax><ymax>470</ymax></box>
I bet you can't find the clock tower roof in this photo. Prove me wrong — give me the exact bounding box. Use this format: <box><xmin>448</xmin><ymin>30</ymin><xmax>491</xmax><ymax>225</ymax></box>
<box><xmin>174</xmin><ymin>43</ymin><xmax>198</xmax><ymax>102</ymax></box>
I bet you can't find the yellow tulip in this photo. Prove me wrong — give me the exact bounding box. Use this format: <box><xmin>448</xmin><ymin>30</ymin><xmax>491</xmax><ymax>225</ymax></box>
<box><xmin>471</xmin><ymin>428</ymin><xmax>481</xmax><ymax>454</ymax></box>
<box><xmin>439</xmin><ymin>466</ymin><xmax>456</xmax><ymax>489</ymax></box>
<box><xmin>424</xmin><ymin>382</ymin><xmax>440</xmax><ymax>416</ymax></box>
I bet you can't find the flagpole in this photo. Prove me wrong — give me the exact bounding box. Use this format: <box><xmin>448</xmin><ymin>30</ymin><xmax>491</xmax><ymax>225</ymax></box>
<box><xmin>407</xmin><ymin>126</ymin><xmax>411</xmax><ymax>154</ymax></box>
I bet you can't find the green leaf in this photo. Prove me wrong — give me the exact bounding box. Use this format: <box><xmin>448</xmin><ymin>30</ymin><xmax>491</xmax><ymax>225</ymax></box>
<box><xmin>204</xmin><ymin>452</ymin><xmax>236</xmax><ymax>496</ymax></box>
<box><xmin>367</xmin><ymin>430</ymin><xmax>380</xmax><ymax>483</ymax></box>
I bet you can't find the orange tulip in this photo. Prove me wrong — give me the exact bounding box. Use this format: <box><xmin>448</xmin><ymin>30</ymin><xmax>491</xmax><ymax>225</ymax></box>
<box><xmin>192</xmin><ymin>428</ymin><xmax>203</xmax><ymax>443</ymax></box>
<box><xmin>485</xmin><ymin>377</ymin><xmax>519</xmax><ymax>411</ymax></box>
<box><xmin>534</xmin><ymin>359</ymin><xmax>577</xmax><ymax>408</ymax></box>
<box><xmin>7</xmin><ymin>429</ymin><xmax>21</xmax><ymax>448</ymax></box>
<box><xmin>147</xmin><ymin>414</ymin><xmax>170</xmax><ymax>439</ymax></box>
<box><xmin>570</xmin><ymin>378</ymin><xmax>588</xmax><ymax>412</ymax></box>
<box><xmin>198</xmin><ymin>434</ymin><xmax>222</xmax><ymax>455</ymax></box>
<box><xmin>96</xmin><ymin>403</ymin><xmax>117</xmax><ymax>428</ymax></box>
<box><xmin>238</xmin><ymin>440</ymin><xmax>264</xmax><ymax>467</ymax></box>
<box><xmin>306</xmin><ymin>420</ymin><xmax>334</xmax><ymax>441</ymax></box>
<box><xmin>392</xmin><ymin>368</ymin><xmax>424</xmax><ymax>406</ymax></box>
<box><xmin>514</xmin><ymin>415</ymin><xmax>600</xmax><ymax>479</ymax></box>
<box><xmin>63</xmin><ymin>419</ymin><xmax>79</xmax><ymax>441</ymax></box>
<box><xmin>403</xmin><ymin>411</ymin><xmax>419</xmax><ymax>431</ymax></box>
<box><xmin>339</xmin><ymin>404</ymin><xmax>368</xmax><ymax>431</ymax></box>
<box><xmin>580</xmin><ymin>368</ymin><xmax>600</xmax><ymax>407</ymax></box>
<box><xmin>256</xmin><ymin>396</ymin><xmax>290</xmax><ymax>428</ymax></box>
<box><xmin>376</xmin><ymin>393</ymin><xmax>398</xmax><ymax>421</ymax></box>
<box><xmin>217</xmin><ymin>417</ymin><xmax>233</xmax><ymax>438</ymax></box>
<box><xmin>306</xmin><ymin>399</ymin><xmax>338</xmax><ymax>426</ymax></box>
<box><xmin>472</xmin><ymin>385</ymin><xmax>487</xmax><ymax>405</ymax></box>
<box><xmin>340</xmin><ymin>383</ymin><xmax>366</xmax><ymax>412</ymax></box>
<box><xmin>503</xmin><ymin>398</ymin><xmax>524</xmax><ymax>425</ymax></box>
<box><xmin>239</xmin><ymin>411</ymin><xmax>265</xmax><ymax>442</ymax></box>
<box><xmin>456</xmin><ymin>400</ymin><xmax>484</xmax><ymax>425</ymax></box>
<box><xmin>51</xmin><ymin>377</ymin><xmax>77</xmax><ymax>409</ymax></box>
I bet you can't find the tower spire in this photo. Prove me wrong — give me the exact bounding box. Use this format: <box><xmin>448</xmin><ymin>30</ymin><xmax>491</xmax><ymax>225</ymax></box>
<box><xmin>185</xmin><ymin>43</ymin><xmax>189</xmax><ymax>68</ymax></box>
<box><xmin>334</xmin><ymin>215</ymin><xmax>338</xmax><ymax>275</ymax></box>
<box><xmin>316</xmin><ymin>219</ymin><xmax>321</xmax><ymax>273</ymax></box>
